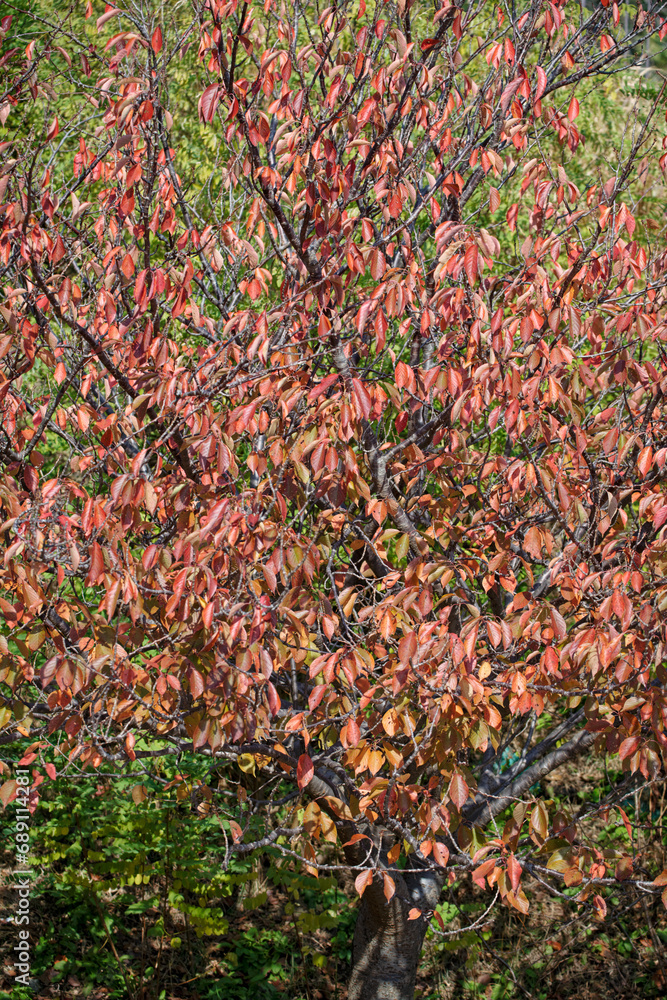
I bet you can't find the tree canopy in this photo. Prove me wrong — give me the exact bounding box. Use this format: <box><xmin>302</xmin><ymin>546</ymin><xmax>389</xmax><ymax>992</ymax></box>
<box><xmin>2</xmin><ymin>1</ymin><xmax>667</xmax><ymax>996</ymax></box>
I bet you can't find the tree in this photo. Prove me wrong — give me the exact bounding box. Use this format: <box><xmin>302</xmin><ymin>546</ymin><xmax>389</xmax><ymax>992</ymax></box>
<box><xmin>2</xmin><ymin>0</ymin><xmax>667</xmax><ymax>996</ymax></box>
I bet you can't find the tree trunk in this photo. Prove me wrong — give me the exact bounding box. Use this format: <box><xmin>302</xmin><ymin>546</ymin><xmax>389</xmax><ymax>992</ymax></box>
<box><xmin>347</xmin><ymin>865</ymin><xmax>445</xmax><ymax>1000</ymax></box>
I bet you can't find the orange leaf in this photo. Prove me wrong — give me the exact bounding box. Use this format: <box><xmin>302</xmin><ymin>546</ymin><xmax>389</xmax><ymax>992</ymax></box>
<box><xmin>0</xmin><ymin>780</ymin><xmax>17</xmax><ymax>808</ymax></box>
<box><xmin>448</xmin><ymin>773</ymin><xmax>468</xmax><ymax>810</ymax></box>
<box><xmin>354</xmin><ymin>869</ymin><xmax>373</xmax><ymax>896</ymax></box>
<box><xmin>506</xmin><ymin>888</ymin><xmax>529</xmax><ymax>914</ymax></box>
<box><xmin>432</xmin><ymin>842</ymin><xmax>449</xmax><ymax>867</ymax></box>
<box><xmin>382</xmin><ymin>872</ymin><xmax>396</xmax><ymax>901</ymax></box>
<box><xmin>472</xmin><ymin>858</ymin><xmax>496</xmax><ymax>888</ymax></box>
<box><xmin>637</xmin><ymin>445</ymin><xmax>653</xmax><ymax>477</ymax></box>
<box><xmin>121</xmin><ymin>252</ymin><xmax>135</xmax><ymax>278</ymax></box>
<box><xmin>382</xmin><ymin>708</ymin><xmax>399</xmax><ymax>737</ymax></box>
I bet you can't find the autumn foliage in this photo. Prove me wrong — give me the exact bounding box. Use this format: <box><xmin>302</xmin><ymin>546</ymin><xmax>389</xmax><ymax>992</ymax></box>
<box><xmin>3</xmin><ymin>0</ymin><xmax>667</xmax><ymax>993</ymax></box>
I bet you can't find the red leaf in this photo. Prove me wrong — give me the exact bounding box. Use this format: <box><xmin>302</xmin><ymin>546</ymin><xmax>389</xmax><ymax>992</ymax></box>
<box><xmin>52</xmin><ymin>235</ymin><xmax>66</xmax><ymax>263</ymax></box>
<box><xmin>395</xmin><ymin>361</ymin><xmax>411</xmax><ymax>390</ymax></box>
<box><xmin>151</xmin><ymin>25</ymin><xmax>162</xmax><ymax>52</ymax></box>
<box><xmin>653</xmin><ymin>505</ymin><xmax>667</xmax><ymax>528</ymax></box>
<box><xmin>550</xmin><ymin>608</ymin><xmax>567</xmax><ymax>640</ymax></box>
<box><xmin>308</xmin><ymin>373</ymin><xmax>338</xmax><ymax>402</ymax></box>
<box><xmin>297</xmin><ymin>753</ymin><xmax>314</xmax><ymax>789</ymax></box>
<box><xmin>500</xmin><ymin>77</ymin><xmax>522</xmax><ymax>112</ymax></box>
<box><xmin>464</xmin><ymin>244</ymin><xmax>478</xmax><ymax>285</ymax></box>
<box><xmin>346</xmin><ymin>718</ymin><xmax>361</xmax><ymax>746</ymax></box>
<box><xmin>199</xmin><ymin>84</ymin><xmax>220</xmax><ymax>123</ymax></box>
<box><xmin>567</xmin><ymin>96</ymin><xmax>579</xmax><ymax>122</ymax></box>
<box><xmin>370</xmin><ymin>248</ymin><xmax>386</xmax><ymax>281</ymax></box>
<box><xmin>308</xmin><ymin>684</ymin><xmax>327</xmax><ymax>710</ymax></box>
<box><xmin>535</xmin><ymin>66</ymin><xmax>547</xmax><ymax>100</ymax></box>
<box><xmin>266</xmin><ymin>681</ymin><xmax>280</xmax><ymax>716</ymax></box>
<box><xmin>618</xmin><ymin>737</ymin><xmax>640</xmax><ymax>762</ymax></box>
<box><xmin>388</xmin><ymin>191</ymin><xmax>403</xmax><ymax>217</ymax></box>
<box><xmin>487</xmin><ymin>620</ymin><xmax>502</xmax><ymax>647</ymax></box>
<box><xmin>23</xmin><ymin>465</ymin><xmax>38</xmax><ymax>492</ymax></box>
<box><xmin>507</xmin><ymin>854</ymin><xmax>522</xmax><ymax>892</ymax></box>
<box><xmin>617</xmin><ymin>806</ymin><xmax>633</xmax><ymax>840</ymax></box>
<box><xmin>46</xmin><ymin>116</ymin><xmax>59</xmax><ymax>141</ymax></box>
<box><xmin>506</xmin><ymin>204</ymin><xmax>519</xmax><ymax>232</ymax></box>
<box><xmin>318</xmin><ymin>311</ymin><xmax>331</xmax><ymax>338</ymax></box>
<box><xmin>189</xmin><ymin>667</ymin><xmax>205</xmax><ymax>698</ymax></box>
<box><xmin>87</xmin><ymin>541</ymin><xmax>105</xmax><ymax>584</ymax></box>
<box><xmin>398</xmin><ymin>631</ymin><xmax>417</xmax><ymax>666</ymax></box>
<box><xmin>45</xmin><ymin>763</ymin><xmax>56</xmax><ymax>780</ymax></box>
<box><xmin>352</xmin><ymin>378</ymin><xmax>372</xmax><ymax>420</ymax></box>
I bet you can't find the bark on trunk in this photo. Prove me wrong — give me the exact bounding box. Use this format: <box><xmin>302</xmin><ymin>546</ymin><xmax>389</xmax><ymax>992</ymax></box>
<box><xmin>347</xmin><ymin>865</ymin><xmax>444</xmax><ymax>1000</ymax></box>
